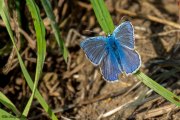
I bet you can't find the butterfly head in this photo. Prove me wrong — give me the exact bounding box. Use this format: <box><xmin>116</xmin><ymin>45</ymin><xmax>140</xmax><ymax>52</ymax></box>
<box><xmin>107</xmin><ymin>34</ymin><xmax>114</xmax><ymax>41</ymax></box>
<box><xmin>107</xmin><ymin>34</ymin><xmax>112</xmax><ymax>38</ymax></box>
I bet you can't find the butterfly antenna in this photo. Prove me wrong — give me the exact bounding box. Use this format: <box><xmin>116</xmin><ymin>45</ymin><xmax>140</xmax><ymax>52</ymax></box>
<box><xmin>84</xmin><ymin>30</ymin><xmax>105</xmax><ymax>36</ymax></box>
<box><xmin>84</xmin><ymin>30</ymin><xmax>98</xmax><ymax>34</ymax></box>
<box><xmin>120</xmin><ymin>16</ymin><xmax>131</xmax><ymax>23</ymax></box>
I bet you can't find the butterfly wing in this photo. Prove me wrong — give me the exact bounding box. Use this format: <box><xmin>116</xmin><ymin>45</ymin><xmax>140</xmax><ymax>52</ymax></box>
<box><xmin>100</xmin><ymin>49</ymin><xmax>122</xmax><ymax>81</ymax></box>
<box><xmin>113</xmin><ymin>21</ymin><xmax>134</xmax><ymax>49</ymax></box>
<box><xmin>80</xmin><ymin>36</ymin><xmax>107</xmax><ymax>65</ymax></box>
<box><xmin>117</xmin><ymin>45</ymin><xmax>141</xmax><ymax>74</ymax></box>
<box><xmin>113</xmin><ymin>21</ymin><xmax>141</xmax><ymax>74</ymax></box>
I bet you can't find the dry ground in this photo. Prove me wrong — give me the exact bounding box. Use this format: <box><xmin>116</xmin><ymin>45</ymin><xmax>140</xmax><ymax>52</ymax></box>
<box><xmin>0</xmin><ymin>0</ymin><xmax>180</xmax><ymax>119</ymax></box>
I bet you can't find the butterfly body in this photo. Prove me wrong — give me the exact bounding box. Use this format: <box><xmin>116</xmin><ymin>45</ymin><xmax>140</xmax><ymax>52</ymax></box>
<box><xmin>106</xmin><ymin>35</ymin><xmax>123</xmax><ymax>68</ymax></box>
<box><xmin>107</xmin><ymin>35</ymin><xmax>119</xmax><ymax>51</ymax></box>
<box><xmin>80</xmin><ymin>21</ymin><xmax>141</xmax><ymax>82</ymax></box>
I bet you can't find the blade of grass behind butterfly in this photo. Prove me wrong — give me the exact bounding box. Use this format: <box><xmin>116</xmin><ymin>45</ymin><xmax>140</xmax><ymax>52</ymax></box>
<box><xmin>0</xmin><ymin>1</ymin><xmax>58</xmax><ymax>119</ymax></box>
<box><xmin>0</xmin><ymin>109</ymin><xmax>21</xmax><ymax>120</ymax></box>
<box><xmin>0</xmin><ymin>1</ymin><xmax>22</xmax><ymax>117</ymax></box>
<box><xmin>22</xmin><ymin>0</ymin><xmax>46</xmax><ymax>116</ymax></box>
<box><xmin>0</xmin><ymin>91</ymin><xmax>20</xmax><ymax>116</ymax></box>
<box><xmin>40</xmin><ymin>0</ymin><xmax>68</xmax><ymax>62</ymax></box>
<box><xmin>90</xmin><ymin>0</ymin><xmax>180</xmax><ymax>106</ymax></box>
<box><xmin>90</xmin><ymin>0</ymin><xmax>114</xmax><ymax>34</ymax></box>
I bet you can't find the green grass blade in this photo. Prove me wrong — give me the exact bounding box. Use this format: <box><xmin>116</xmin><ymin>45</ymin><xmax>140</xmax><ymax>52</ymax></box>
<box><xmin>0</xmin><ymin>91</ymin><xmax>20</xmax><ymax>116</ymax></box>
<box><xmin>135</xmin><ymin>71</ymin><xmax>180</xmax><ymax>106</ymax></box>
<box><xmin>22</xmin><ymin>0</ymin><xmax>46</xmax><ymax>116</ymax></box>
<box><xmin>90</xmin><ymin>0</ymin><xmax>114</xmax><ymax>34</ymax></box>
<box><xmin>90</xmin><ymin>0</ymin><xmax>180</xmax><ymax>106</ymax></box>
<box><xmin>0</xmin><ymin>109</ymin><xmax>21</xmax><ymax>120</ymax></box>
<box><xmin>40</xmin><ymin>0</ymin><xmax>68</xmax><ymax>62</ymax></box>
<box><xmin>0</xmin><ymin>1</ymin><xmax>58</xmax><ymax>119</ymax></box>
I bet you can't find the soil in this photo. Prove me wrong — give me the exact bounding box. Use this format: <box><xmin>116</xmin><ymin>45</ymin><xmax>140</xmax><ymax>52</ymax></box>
<box><xmin>0</xmin><ymin>0</ymin><xmax>180</xmax><ymax>120</ymax></box>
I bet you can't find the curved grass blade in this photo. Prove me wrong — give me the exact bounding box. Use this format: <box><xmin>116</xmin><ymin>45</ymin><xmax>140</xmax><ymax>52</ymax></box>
<box><xmin>0</xmin><ymin>91</ymin><xmax>20</xmax><ymax>116</ymax></box>
<box><xmin>22</xmin><ymin>0</ymin><xmax>46</xmax><ymax>116</ymax></box>
<box><xmin>90</xmin><ymin>0</ymin><xmax>114</xmax><ymax>34</ymax></box>
<box><xmin>0</xmin><ymin>1</ymin><xmax>58</xmax><ymax>120</ymax></box>
<box><xmin>40</xmin><ymin>0</ymin><xmax>68</xmax><ymax>62</ymax></box>
<box><xmin>90</xmin><ymin>0</ymin><xmax>180</xmax><ymax>106</ymax></box>
<box><xmin>135</xmin><ymin>71</ymin><xmax>180</xmax><ymax>106</ymax></box>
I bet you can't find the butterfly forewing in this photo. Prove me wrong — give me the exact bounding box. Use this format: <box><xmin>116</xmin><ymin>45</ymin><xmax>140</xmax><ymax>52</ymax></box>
<box><xmin>80</xmin><ymin>36</ymin><xmax>106</xmax><ymax>65</ymax></box>
<box><xmin>113</xmin><ymin>21</ymin><xmax>134</xmax><ymax>49</ymax></box>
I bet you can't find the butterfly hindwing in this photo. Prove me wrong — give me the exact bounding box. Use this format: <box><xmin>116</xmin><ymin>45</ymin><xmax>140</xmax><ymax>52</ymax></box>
<box><xmin>113</xmin><ymin>21</ymin><xmax>134</xmax><ymax>49</ymax></box>
<box><xmin>80</xmin><ymin>36</ymin><xmax>106</xmax><ymax>65</ymax></box>
<box><xmin>117</xmin><ymin>45</ymin><xmax>141</xmax><ymax>74</ymax></box>
<box><xmin>100</xmin><ymin>49</ymin><xmax>122</xmax><ymax>81</ymax></box>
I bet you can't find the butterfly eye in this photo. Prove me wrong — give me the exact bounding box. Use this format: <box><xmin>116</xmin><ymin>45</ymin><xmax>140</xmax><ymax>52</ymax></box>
<box><xmin>107</xmin><ymin>34</ymin><xmax>112</xmax><ymax>37</ymax></box>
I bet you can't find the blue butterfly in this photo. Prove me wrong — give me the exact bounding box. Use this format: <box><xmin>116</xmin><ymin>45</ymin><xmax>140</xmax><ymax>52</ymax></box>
<box><xmin>80</xmin><ymin>21</ymin><xmax>141</xmax><ymax>82</ymax></box>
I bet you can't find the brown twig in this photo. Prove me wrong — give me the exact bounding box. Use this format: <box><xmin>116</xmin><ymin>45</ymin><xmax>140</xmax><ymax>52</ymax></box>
<box><xmin>135</xmin><ymin>29</ymin><xmax>180</xmax><ymax>40</ymax></box>
<box><xmin>136</xmin><ymin>104</ymin><xmax>177</xmax><ymax>119</ymax></box>
<box><xmin>115</xmin><ymin>8</ymin><xmax>180</xmax><ymax>29</ymax></box>
<box><xmin>77</xmin><ymin>1</ymin><xmax>92</xmax><ymax>11</ymax></box>
<box><xmin>53</xmin><ymin>86</ymin><xmax>131</xmax><ymax>113</ymax></box>
<box><xmin>98</xmin><ymin>96</ymin><xmax>138</xmax><ymax>119</ymax></box>
<box><xmin>98</xmin><ymin>89</ymin><xmax>149</xmax><ymax>119</ymax></box>
<box><xmin>0</xmin><ymin>20</ymin><xmax>36</xmax><ymax>50</ymax></box>
<box><xmin>63</xmin><ymin>63</ymin><xmax>85</xmax><ymax>79</ymax></box>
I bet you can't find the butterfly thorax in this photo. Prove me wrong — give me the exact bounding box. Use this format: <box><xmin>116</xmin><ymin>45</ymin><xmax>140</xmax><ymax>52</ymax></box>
<box><xmin>107</xmin><ymin>35</ymin><xmax>119</xmax><ymax>51</ymax></box>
